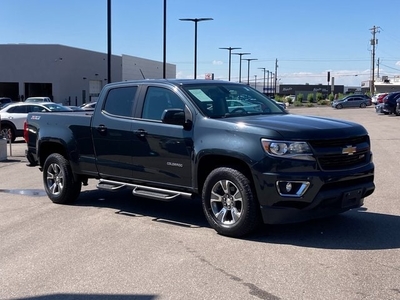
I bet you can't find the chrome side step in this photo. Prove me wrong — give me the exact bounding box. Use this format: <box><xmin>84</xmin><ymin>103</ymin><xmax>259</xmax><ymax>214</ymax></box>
<box><xmin>97</xmin><ymin>179</ymin><xmax>192</xmax><ymax>202</ymax></box>
<box><xmin>97</xmin><ymin>181</ymin><xmax>127</xmax><ymax>191</ymax></box>
<box><xmin>132</xmin><ymin>187</ymin><xmax>180</xmax><ymax>201</ymax></box>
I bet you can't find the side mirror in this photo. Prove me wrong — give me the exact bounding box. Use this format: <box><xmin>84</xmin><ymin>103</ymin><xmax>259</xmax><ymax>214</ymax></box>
<box><xmin>162</xmin><ymin>107</ymin><xmax>192</xmax><ymax>130</ymax></box>
<box><xmin>162</xmin><ymin>108</ymin><xmax>185</xmax><ymax>126</ymax></box>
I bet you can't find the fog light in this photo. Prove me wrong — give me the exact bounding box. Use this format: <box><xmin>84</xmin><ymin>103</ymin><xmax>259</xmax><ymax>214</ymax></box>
<box><xmin>276</xmin><ymin>181</ymin><xmax>310</xmax><ymax>197</ymax></box>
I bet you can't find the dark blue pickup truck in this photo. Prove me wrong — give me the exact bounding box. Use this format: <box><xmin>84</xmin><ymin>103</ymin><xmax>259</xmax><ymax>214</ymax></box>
<box><xmin>25</xmin><ymin>79</ymin><xmax>375</xmax><ymax>237</ymax></box>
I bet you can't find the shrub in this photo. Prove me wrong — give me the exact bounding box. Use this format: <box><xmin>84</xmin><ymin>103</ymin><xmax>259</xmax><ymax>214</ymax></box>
<box><xmin>294</xmin><ymin>100</ymin><xmax>303</xmax><ymax>106</ymax></box>
<box><xmin>317</xmin><ymin>99</ymin><xmax>331</xmax><ymax>106</ymax></box>
<box><xmin>307</xmin><ymin>93</ymin><xmax>314</xmax><ymax>103</ymax></box>
<box><xmin>297</xmin><ymin>93</ymin><xmax>304</xmax><ymax>102</ymax></box>
<box><xmin>316</xmin><ymin>92</ymin><xmax>324</xmax><ymax>101</ymax></box>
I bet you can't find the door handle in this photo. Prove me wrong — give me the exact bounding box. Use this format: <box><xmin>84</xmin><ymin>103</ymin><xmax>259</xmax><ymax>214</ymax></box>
<box><xmin>134</xmin><ymin>129</ymin><xmax>147</xmax><ymax>138</ymax></box>
<box><xmin>97</xmin><ymin>124</ymin><xmax>107</xmax><ymax>134</ymax></box>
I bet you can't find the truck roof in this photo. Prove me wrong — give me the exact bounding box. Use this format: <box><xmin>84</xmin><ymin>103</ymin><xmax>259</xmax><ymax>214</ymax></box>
<box><xmin>103</xmin><ymin>79</ymin><xmax>238</xmax><ymax>88</ymax></box>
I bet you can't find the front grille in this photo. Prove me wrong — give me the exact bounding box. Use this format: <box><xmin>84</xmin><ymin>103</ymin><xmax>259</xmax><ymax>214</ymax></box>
<box><xmin>309</xmin><ymin>135</ymin><xmax>371</xmax><ymax>170</ymax></box>
<box><xmin>309</xmin><ymin>136</ymin><xmax>368</xmax><ymax>148</ymax></box>
<box><xmin>318</xmin><ymin>149</ymin><xmax>369</xmax><ymax>170</ymax></box>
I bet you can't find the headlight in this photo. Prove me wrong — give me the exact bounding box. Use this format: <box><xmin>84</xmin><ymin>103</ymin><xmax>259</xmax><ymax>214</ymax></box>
<box><xmin>261</xmin><ymin>139</ymin><xmax>315</xmax><ymax>161</ymax></box>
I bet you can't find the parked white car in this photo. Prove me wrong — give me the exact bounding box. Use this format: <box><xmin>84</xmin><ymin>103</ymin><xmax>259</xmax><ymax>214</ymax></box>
<box><xmin>25</xmin><ymin>97</ymin><xmax>52</xmax><ymax>103</ymax></box>
<box><xmin>0</xmin><ymin>102</ymin><xmax>72</xmax><ymax>141</ymax></box>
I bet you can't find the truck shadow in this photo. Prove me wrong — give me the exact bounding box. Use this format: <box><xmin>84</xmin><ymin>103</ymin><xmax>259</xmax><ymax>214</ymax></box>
<box><xmin>76</xmin><ymin>189</ymin><xmax>400</xmax><ymax>250</ymax></box>
<box><xmin>253</xmin><ymin>208</ymin><xmax>400</xmax><ymax>250</ymax></box>
<box><xmin>76</xmin><ymin>188</ymin><xmax>209</xmax><ymax>228</ymax></box>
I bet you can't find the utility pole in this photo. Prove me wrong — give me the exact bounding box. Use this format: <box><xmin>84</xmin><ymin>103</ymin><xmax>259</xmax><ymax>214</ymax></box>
<box><xmin>370</xmin><ymin>25</ymin><xmax>380</xmax><ymax>95</ymax></box>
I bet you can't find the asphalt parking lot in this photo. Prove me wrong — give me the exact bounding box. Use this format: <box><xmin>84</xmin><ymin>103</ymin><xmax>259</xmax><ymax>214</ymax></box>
<box><xmin>0</xmin><ymin>106</ymin><xmax>399</xmax><ymax>300</ymax></box>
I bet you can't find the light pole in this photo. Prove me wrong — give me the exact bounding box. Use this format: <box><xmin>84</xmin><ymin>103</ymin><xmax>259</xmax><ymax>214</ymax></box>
<box><xmin>258</xmin><ymin>67</ymin><xmax>266</xmax><ymax>94</ymax></box>
<box><xmin>163</xmin><ymin>0</ymin><xmax>166</xmax><ymax>79</ymax></box>
<box><xmin>243</xmin><ymin>58</ymin><xmax>257</xmax><ymax>85</ymax></box>
<box><xmin>266</xmin><ymin>70</ymin><xmax>270</xmax><ymax>96</ymax></box>
<box><xmin>179</xmin><ymin>17</ymin><xmax>213</xmax><ymax>79</ymax></box>
<box><xmin>232</xmin><ymin>52</ymin><xmax>250</xmax><ymax>83</ymax></box>
<box><xmin>270</xmin><ymin>72</ymin><xmax>275</xmax><ymax>96</ymax></box>
<box><xmin>219</xmin><ymin>47</ymin><xmax>241</xmax><ymax>81</ymax></box>
<box><xmin>107</xmin><ymin>0</ymin><xmax>111</xmax><ymax>83</ymax></box>
<box><xmin>254</xmin><ymin>75</ymin><xmax>257</xmax><ymax>89</ymax></box>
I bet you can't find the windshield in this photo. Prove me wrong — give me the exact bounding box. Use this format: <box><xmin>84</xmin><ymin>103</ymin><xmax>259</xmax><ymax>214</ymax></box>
<box><xmin>42</xmin><ymin>103</ymin><xmax>73</xmax><ymax>111</ymax></box>
<box><xmin>181</xmin><ymin>82</ymin><xmax>286</xmax><ymax>118</ymax></box>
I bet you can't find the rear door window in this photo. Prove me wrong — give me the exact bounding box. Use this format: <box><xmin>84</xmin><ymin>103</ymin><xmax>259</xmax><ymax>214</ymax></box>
<box><xmin>8</xmin><ymin>105</ymin><xmax>28</xmax><ymax>113</ymax></box>
<box><xmin>103</xmin><ymin>86</ymin><xmax>138</xmax><ymax>117</ymax></box>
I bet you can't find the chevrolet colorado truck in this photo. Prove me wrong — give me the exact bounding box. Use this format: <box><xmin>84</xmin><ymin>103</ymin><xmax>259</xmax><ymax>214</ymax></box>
<box><xmin>25</xmin><ymin>79</ymin><xmax>375</xmax><ymax>237</ymax></box>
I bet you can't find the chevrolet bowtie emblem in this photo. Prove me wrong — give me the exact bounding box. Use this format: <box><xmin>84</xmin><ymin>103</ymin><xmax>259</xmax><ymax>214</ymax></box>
<box><xmin>342</xmin><ymin>145</ymin><xmax>357</xmax><ymax>155</ymax></box>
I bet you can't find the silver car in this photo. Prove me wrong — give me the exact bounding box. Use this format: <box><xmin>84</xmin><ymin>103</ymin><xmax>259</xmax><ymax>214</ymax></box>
<box><xmin>332</xmin><ymin>95</ymin><xmax>372</xmax><ymax>109</ymax></box>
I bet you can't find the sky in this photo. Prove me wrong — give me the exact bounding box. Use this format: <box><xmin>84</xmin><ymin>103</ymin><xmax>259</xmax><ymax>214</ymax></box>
<box><xmin>1</xmin><ymin>0</ymin><xmax>400</xmax><ymax>87</ymax></box>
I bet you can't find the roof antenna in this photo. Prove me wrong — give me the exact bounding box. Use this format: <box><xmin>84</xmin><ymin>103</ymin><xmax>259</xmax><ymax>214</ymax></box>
<box><xmin>139</xmin><ymin>69</ymin><xmax>146</xmax><ymax>79</ymax></box>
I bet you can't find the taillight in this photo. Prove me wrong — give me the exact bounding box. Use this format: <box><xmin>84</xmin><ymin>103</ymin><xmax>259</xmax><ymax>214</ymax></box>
<box><xmin>23</xmin><ymin>121</ymin><xmax>29</xmax><ymax>143</ymax></box>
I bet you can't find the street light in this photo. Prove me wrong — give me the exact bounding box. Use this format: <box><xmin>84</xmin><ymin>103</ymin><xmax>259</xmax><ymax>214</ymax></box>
<box><xmin>107</xmin><ymin>0</ymin><xmax>111</xmax><ymax>83</ymax></box>
<box><xmin>232</xmin><ymin>52</ymin><xmax>250</xmax><ymax>83</ymax></box>
<box><xmin>219</xmin><ymin>47</ymin><xmax>241</xmax><ymax>81</ymax></box>
<box><xmin>270</xmin><ymin>72</ymin><xmax>275</xmax><ymax>95</ymax></box>
<box><xmin>243</xmin><ymin>58</ymin><xmax>257</xmax><ymax>85</ymax></box>
<box><xmin>163</xmin><ymin>0</ymin><xmax>167</xmax><ymax>79</ymax></box>
<box><xmin>258</xmin><ymin>67</ymin><xmax>266</xmax><ymax>94</ymax></box>
<box><xmin>179</xmin><ymin>17</ymin><xmax>213</xmax><ymax>79</ymax></box>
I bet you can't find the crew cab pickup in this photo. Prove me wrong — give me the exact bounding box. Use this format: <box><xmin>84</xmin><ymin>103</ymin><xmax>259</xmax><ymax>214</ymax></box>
<box><xmin>25</xmin><ymin>79</ymin><xmax>375</xmax><ymax>237</ymax></box>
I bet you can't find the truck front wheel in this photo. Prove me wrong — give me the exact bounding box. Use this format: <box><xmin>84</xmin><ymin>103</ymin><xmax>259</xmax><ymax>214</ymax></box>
<box><xmin>43</xmin><ymin>153</ymin><xmax>81</xmax><ymax>204</ymax></box>
<box><xmin>202</xmin><ymin>167</ymin><xmax>261</xmax><ymax>237</ymax></box>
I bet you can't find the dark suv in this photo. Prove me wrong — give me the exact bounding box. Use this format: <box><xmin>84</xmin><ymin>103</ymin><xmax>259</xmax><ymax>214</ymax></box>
<box><xmin>382</xmin><ymin>91</ymin><xmax>400</xmax><ymax>115</ymax></box>
<box><xmin>0</xmin><ymin>97</ymin><xmax>13</xmax><ymax>109</ymax></box>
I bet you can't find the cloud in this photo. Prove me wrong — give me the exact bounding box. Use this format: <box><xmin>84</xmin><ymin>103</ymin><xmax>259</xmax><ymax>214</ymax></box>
<box><xmin>212</xmin><ymin>60</ymin><xmax>223</xmax><ymax>65</ymax></box>
<box><xmin>396</xmin><ymin>61</ymin><xmax>400</xmax><ymax>66</ymax></box>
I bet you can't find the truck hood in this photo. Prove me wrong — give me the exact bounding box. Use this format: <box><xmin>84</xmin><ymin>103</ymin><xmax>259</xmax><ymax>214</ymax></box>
<box><xmin>224</xmin><ymin>113</ymin><xmax>368</xmax><ymax>140</ymax></box>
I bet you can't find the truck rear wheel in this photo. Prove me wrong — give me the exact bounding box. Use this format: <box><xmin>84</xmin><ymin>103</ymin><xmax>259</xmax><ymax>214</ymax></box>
<box><xmin>202</xmin><ymin>167</ymin><xmax>261</xmax><ymax>237</ymax></box>
<box><xmin>43</xmin><ymin>153</ymin><xmax>81</xmax><ymax>204</ymax></box>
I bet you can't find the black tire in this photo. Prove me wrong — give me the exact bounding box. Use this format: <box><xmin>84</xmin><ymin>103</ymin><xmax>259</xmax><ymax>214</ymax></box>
<box><xmin>202</xmin><ymin>167</ymin><xmax>261</xmax><ymax>237</ymax></box>
<box><xmin>336</xmin><ymin>104</ymin><xmax>343</xmax><ymax>109</ymax></box>
<box><xmin>360</xmin><ymin>103</ymin><xmax>366</xmax><ymax>108</ymax></box>
<box><xmin>1</xmin><ymin>124</ymin><xmax>16</xmax><ymax>142</ymax></box>
<box><xmin>43</xmin><ymin>153</ymin><xmax>81</xmax><ymax>204</ymax></box>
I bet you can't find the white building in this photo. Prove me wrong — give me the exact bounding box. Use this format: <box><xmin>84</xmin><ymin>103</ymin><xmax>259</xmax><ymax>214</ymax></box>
<box><xmin>0</xmin><ymin>44</ymin><xmax>176</xmax><ymax>105</ymax></box>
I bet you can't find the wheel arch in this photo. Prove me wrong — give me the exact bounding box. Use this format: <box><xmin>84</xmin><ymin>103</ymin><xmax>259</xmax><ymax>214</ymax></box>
<box><xmin>38</xmin><ymin>141</ymin><xmax>68</xmax><ymax>168</ymax></box>
<box><xmin>0</xmin><ymin>120</ymin><xmax>17</xmax><ymax>135</ymax></box>
<box><xmin>196</xmin><ymin>154</ymin><xmax>254</xmax><ymax>195</ymax></box>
